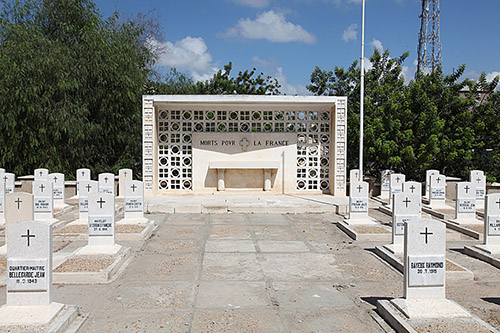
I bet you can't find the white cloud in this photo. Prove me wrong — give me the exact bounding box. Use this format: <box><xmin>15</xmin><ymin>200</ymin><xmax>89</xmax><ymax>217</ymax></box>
<box><xmin>370</xmin><ymin>38</ymin><xmax>384</xmax><ymax>52</ymax></box>
<box><xmin>342</xmin><ymin>24</ymin><xmax>358</xmax><ymax>42</ymax></box>
<box><xmin>252</xmin><ymin>55</ymin><xmax>277</xmax><ymax>69</ymax></box>
<box><xmin>149</xmin><ymin>36</ymin><xmax>218</xmax><ymax>82</ymax></box>
<box><xmin>219</xmin><ymin>10</ymin><xmax>316</xmax><ymax>44</ymax></box>
<box><xmin>275</xmin><ymin>67</ymin><xmax>310</xmax><ymax>95</ymax></box>
<box><xmin>227</xmin><ymin>0</ymin><xmax>269</xmax><ymax>8</ymax></box>
<box><xmin>486</xmin><ymin>71</ymin><xmax>500</xmax><ymax>90</ymax></box>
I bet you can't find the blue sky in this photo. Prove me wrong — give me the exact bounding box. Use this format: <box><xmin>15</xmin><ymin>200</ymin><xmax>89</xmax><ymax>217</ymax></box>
<box><xmin>93</xmin><ymin>0</ymin><xmax>500</xmax><ymax>94</ymax></box>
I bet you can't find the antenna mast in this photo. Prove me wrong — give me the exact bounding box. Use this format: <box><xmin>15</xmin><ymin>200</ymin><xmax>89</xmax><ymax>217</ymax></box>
<box><xmin>416</xmin><ymin>0</ymin><xmax>441</xmax><ymax>77</ymax></box>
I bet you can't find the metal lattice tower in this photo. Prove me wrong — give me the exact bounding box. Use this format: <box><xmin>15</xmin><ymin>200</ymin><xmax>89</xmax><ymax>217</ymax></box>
<box><xmin>416</xmin><ymin>0</ymin><xmax>441</xmax><ymax>77</ymax></box>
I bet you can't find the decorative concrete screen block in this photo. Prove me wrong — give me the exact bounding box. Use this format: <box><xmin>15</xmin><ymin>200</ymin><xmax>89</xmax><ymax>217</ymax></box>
<box><xmin>49</xmin><ymin>173</ymin><xmax>65</xmax><ymax>200</ymax></box>
<box><xmin>78</xmin><ymin>180</ymin><xmax>98</xmax><ymax>220</ymax></box>
<box><xmin>404</xmin><ymin>218</ymin><xmax>446</xmax><ymax>299</ymax></box>
<box><xmin>425</xmin><ymin>169</ymin><xmax>439</xmax><ymax>198</ymax></box>
<box><xmin>380</xmin><ymin>170</ymin><xmax>393</xmax><ymax>199</ymax></box>
<box><xmin>118</xmin><ymin>169</ymin><xmax>133</xmax><ymax>197</ymax></box>
<box><xmin>32</xmin><ymin>180</ymin><xmax>53</xmax><ymax>221</ymax></box>
<box><xmin>389</xmin><ymin>192</ymin><xmax>421</xmax><ymax>254</ymax></box>
<box><xmin>403</xmin><ymin>181</ymin><xmax>422</xmax><ymax>199</ymax></box>
<box><xmin>5</xmin><ymin>192</ymin><xmax>34</xmax><ymax>225</ymax></box>
<box><xmin>88</xmin><ymin>192</ymin><xmax>115</xmax><ymax>246</ymax></box>
<box><xmin>349</xmin><ymin>169</ymin><xmax>360</xmax><ymax>182</ymax></box>
<box><xmin>455</xmin><ymin>182</ymin><xmax>476</xmax><ymax>221</ymax></box>
<box><xmin>76</xmin><ymin>168</ymin><xmax>91</xmax><ymax>196</ymax></box>
<box><xmin>124</xmin><ymin>180</ymin><xmax>144</xmax><ymax>220</ymax></box>
<box><xmin>99</xmin><ymin>173</ymin><xmax>115</xmax><ymax>195</ymax></box>
<box><xmin>6</xmin><ymin>220</ymin><xmax>52</xmax><ymax>306</ymax></box>
<box><xmin>349</xmin><ymin>181</ymin><xmax>369</xmax><ymax>219</ymax></box>
<box><xmin>34</xmin><ymin>168</ymin><xmax>49</xmax><ymax>181</ymax></box>
<box><xmin>429</xmin><ymin>174</ymin><xmax>446</xmax><ymax>205</ymax></box>
<box><xmin>4</xmin><ymin>173</ymin><xmax>15</xmax><ymax>194</ymax></box>
<box><xmin>144</xmin><ymin>95</ymin><xmax>347</xmax><ymax>196</ymax></box>
<box><xmin>389</xmin><ymin>173</ymin><xmax>406</xmax><ymax>207</ymax></box>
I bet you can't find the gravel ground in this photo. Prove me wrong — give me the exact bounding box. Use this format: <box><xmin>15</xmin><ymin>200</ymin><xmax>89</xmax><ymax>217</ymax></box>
<box><xmin>54</xmin><ymin>256</ymin><xmax>114</xmax><ymax>272</ymax></box>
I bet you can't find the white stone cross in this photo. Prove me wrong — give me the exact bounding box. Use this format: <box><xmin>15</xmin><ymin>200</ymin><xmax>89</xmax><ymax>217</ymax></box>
<box><xmin>239</xmin><ymin>138</ymin><xmax>250</xmax><ymax>151</ymax></box>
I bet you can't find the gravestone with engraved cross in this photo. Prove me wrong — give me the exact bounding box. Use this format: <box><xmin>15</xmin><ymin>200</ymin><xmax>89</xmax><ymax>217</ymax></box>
<box><xmin>1</xmin><ymin>193</ymin><xmax>35</xmax><ymax>254</ymax></box>
<box><xmin>124</xmin><ymin>180</ymin><xmax>146</xmax><ymax>221</ymax></box>
<box><xmin>428</xmin><ymin>174</ymin><xmax>447</xmax><ymax>208</ymax></box>
<box><xmin>349</xmin><ymin>169</ymin><xmax>360</xmax><ymax>183</ymax></box>
<box><xmin>403</xmin><ymin>181</ymin><xmax>422</xmax><ymax>201</ymax></box>
<box><xmin>403</xmin><ymin>218</ymin><xmax>446</xmax><ymax>299</ymax></box>
<box><xmin>4</xmin><ymin>173</ymin><xmax>15</xmax><ymax>194</ymax></box>
<box><xmin>348</xmin><ymin>181</ymin><xmax>369</xmax><ymax>221</ymax></box>
<box><xmin>475</xmin><ymin>193</ymin><xmax>500</xmax><ymax>254</ymax></box>
<box><xmin>34</xmin><ymin>168</ymin><xmax>49</xmax><ymax>181</ymax></box>
<box><xmin>49</xmin><ymin>173</ymin><xmax>65</xmax><ymax>209</ymax></box>
<box><xmin>118</xmin><ymin>169</ymin><xmax>133</xmax><ymax>198</ymax></box>
<box><xmin>75</xmin><ymin>168</ymin><xmax>91</xmax><ymax>197</ymax></box>
<box><xmin>386</xmin><ymin>191</ymin><xmax>421</xmax><ymax>254</ymax></box>
<box><xmin>453</xmin><ymin>182</ymin><xmax>479</xmax><ymax>223</ymax></box>
<box><xmin>380</xmin><ymin>170</ymin><xmax>394</xmax><ymax>200</ymax></box>
<box><xmin>32</xmin><ymin>180</ymin><xmax>55</xmax><ymax>222</ymax></box>
<box><xmin>78</xmin><ymin>180</ymin><xmax>98</xmax><ymax>222</ymax></box>
<box><xmin>389</xmin><ymin>173</ymin><xmax>406</xmax><ymax>207</ymax></box>
<box><xmin>6</xmin><ymin>220</ymin><xmax>53</xmax><ymax>306</ymax></box>
<box><xmin>470</xmin><ymin>170</ymin><xmax>486</xmax><ymax>210</ymax></box>
<box><xmin>98</xmin><ymin>173</ymin><xmax>115</xmax><ymax>195</ymax></box>
<box><xmin>424</xmin><ymin>170</ymin><xmax>440</xmax><ymax>199</ymax></box>
<box><xmin>87</xmin><ymin>192</ymin><xmax>115</xmax><ymax>246</ymax></box>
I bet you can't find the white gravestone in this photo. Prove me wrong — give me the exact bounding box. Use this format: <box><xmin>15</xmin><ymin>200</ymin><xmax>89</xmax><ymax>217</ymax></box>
<box><xmin>4</xmin><ymin>173</ymin><xmax>15</xmax><ymax>194</ymax></box>
<box><xmin>475</xmin><ymin>193</ymin><xmax>500</xmax><ymax>254</ymax></box>
<box><xmin>32</xmin><ymin>180</ymin><xmax>55</xmax><ymax>223</ymax></box>
<box><xmin>428</xmin><ymin>174</ymin><xmax>448</xmax><ymax>209</ymax></box>
<box><xmin>390</xmin><ymin>218</ymin><xmax>471</xmax><ymax>319</ymax></box>
<box><xmin>389</xmin><ymin>173</ymin><xmax>406</xmax><ymax>207</ymax></box>
<box><xmin>470</xmin><ymin>171</ymin><xmax>486</xmax><ymax>210</ymax></box>
<box><xmin>78</xmin><ymin>180</ymin><xmax>98</xmax><ymax>222</ymax></box>
<box><xmin>34</xmin><ymin>168</ymin><xmax>49</xmax><ymax>181</ymax></box>
<box><xmin>0</xmin><ymin>193</ymin><xmax>35</xmax><ymax>255</ymax></box>
<box><xmin>349</xmin><ymin>169</ymin><xmax>360</xmax><ymax>182</ymax></box>
<box><xmin>87</xmin><ymin>192</ymin><xmax>115</xmax><ymax>246</ymax></box>
<box><xmin>118</xmin><ymin>169</ymin><xmax>133</xmax><ymax>198</ymax></box>
<box><xmin>98</xmin><ymin>173</ymin><xmax>115</xmax><ymax>195</ymax></box>
<box><xmin>380</xmin><ymin>170</ymin><xmax>394</xmax><ymax>200</ymax></box>
<box><xmin>453</xmin><ymin>182</ymin><xmax>479</xmax><ymax>223</ymax></box>
<box><xmin>386</xmin><ymin>192</ymin><xmax>422</xmax><ymax>254</ymax></box>
<box><xmin>425</xmin><ymin>169</ymin><xmax>439</xmax><ymax>199</ymax></box>
<box><xmin>49</xmin><ymin>173</ymin><xmax>66</xmax><ymax>209</ymax></box>
<box><xmin>75</xmin><ymin>168</ymin><xmax>91</xmax><ymax>197</ymax></box>
<box><xmin>123</xmin><ymin>180</ymin><xmax>147</xmax><ymax>223</ymax></box>
<box><xmin>346</xmin><ymin>181</ymin><xmax>375</xmax><ymax>224</ymax></box>
<box><xmin>0</xmin><ymin>180</ymin><xmax>5</xmax><ymax>224</ymax></box>
<box><xmin>0</xmin><ymin>220</ymin><xmax>65</xmax><ymax>325</ymax></box>
<box><xmin>403</xmin><ymin>181</ymin><xmax>422</xmax><ymax>200</ymax></box>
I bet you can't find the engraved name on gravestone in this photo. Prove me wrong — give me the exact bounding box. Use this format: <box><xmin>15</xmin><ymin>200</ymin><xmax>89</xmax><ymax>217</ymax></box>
<box><xmin>124</xmin><ymin>180</ymin><xmax>144</xmax><ymax>220</ymax></box>
<box><xmin>34</xmin><ymin>168</ymin><xmax>49</xmax><ymax>181</ymax></box>
<box><xmin>430</xmin><ymin>174</ymin><xmax>446</xmax><ymax>200</ymax></box>
<box><xmin>389</xmin><ymin>173</ymin><xmax>406</xmax><ymax>206</ymax></box>
<box><xmin>7</xmin><ymin>220</ymin><xmax>52</xmax><ymax>306</ymax></box>
<box><xmin>88</xmin><ymin>192</ymin><xmax>115</xmax><ymax>246</ymax></box>
<box><xmin>32</xmin><ymin>180</ymin><xmax>53</xmax><ymax>215</ymax></box>
<box><xmin>79</xmin><ymin>180</ymin><xmax>98</xmax><ymax>218</ymax></box>
<box><xmin>470</xmin><ymin>170</ymin><xmax>486</xmax><ymax>200</ymax></box>
<box><xmin>49</xmin><ymin>173</ymin><xmax>65</xmax><ymax>200</ymax></box>
<box><xmin>99</xmin><ymin>173</ymin><xmax>115</xmax><ymax>195</ymax></box>
<box><xmin>425</xmin><ymin>170</ymin><xmax>439</xmax><ymax>198</ymax></box>
<box><xmin>349</xmin><ymin>181</ymin><xmax>368</xmax><ymax>219</ymax></box>
<box><xmin>118</xmin><ymin>169</ymin><xmax>132</xmax><ymax>197</ymax></box>
<box><xmin>381</xmin><ymin>170</ymin><xmax>393</xmax><ymax>193</ymax></box>
<box><xmin>455</xmin><ymin>182</ymin><xmax>476</xmax><ymax>221</ymax></box>
<box><xmin>76</xmin><ymin>168</ymin><xmax>91</xmax><ymax>196</ymax></box>
<box><xmin>404</xmin><ymin>218</ymin><xmax>446</xmax><ymax>299</ymax></box>
<box><xmin>4</xmin><ymin>173</ymin><xmax>15</xmax><ymax>194</ymax></box>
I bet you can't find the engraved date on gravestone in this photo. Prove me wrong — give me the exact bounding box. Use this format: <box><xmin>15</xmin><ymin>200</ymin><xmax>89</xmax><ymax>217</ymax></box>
<box><xmin>53</xmin><ymin>187</ymin><xmax>63</xmax><ymax>199</ymax></box>
<box><xmin>88</xmin><ymin>216</ymin><xmax>113</xmax><ymax>235</ymax></box>
<box><xmin>381</xmin><ymin>181</ymin><xmax>390</xmax><ymax>191</ymax></box>
<box><xmin>34</xmin><ymin>198</ymin><xmax>52</xmax><ymax>212</ymax></box>
<box><xmin>7</xmin><ymin>259</ymin><xmax>48</xmax><ymax>291</ymax></box>
<box><xmin>395</xmin><ymin>216</ymin><xmax>417</xmax><ymax>235</ymax></box>
<box><xmin>391</xmin><ymin>188</ymin><xmax>402</xmax><ymax>195</ymax></box>
<box><xmin>125</xmin><ymin>198</ymin><xmax>143</xmax><ymax>212</ymax></box>
<box><xmin>457</xmin><ymin>199</ymin><xmax>475</xmax><ymax>213</ymax></box>
<box><xmin>408</xmin><ymin>255</ymin><xmax>445</xmax><ymax>287</ymax></box>
<box><xmin>488</xmin><ymin>216</ymin><xmax>500</xmax><ymax>236</ymax></box>
<box><xmin>79</xmin><ymin>198</ymin><xmax>89</xmax><ymax>212</ymax></box>
<box><xmin>101</xmin><ymin>188</ymin><xmax>113</xmax><ymax>194</ymax></box>
<box><xmin>431</xmin><ymin>188</ymin><xmax>445</xmax><ymax>199</ymax></box>
<box><xmin>476</xmin><ymin>189</ymin><xmax>485</xmax><ymax>198</ymax></box>
<box><xmin>350</xmin><ymin>198</ymin><xmax>368</xmax><ymax>212</ymax></box>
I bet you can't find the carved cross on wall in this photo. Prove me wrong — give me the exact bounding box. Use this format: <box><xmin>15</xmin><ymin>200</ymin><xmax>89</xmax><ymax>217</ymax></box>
<box><xmin>420</xmin><ymin>227</ymin><xmax>433</xmax><ymax>244</ymax></box>
<box><xmin>239</xmin><ymin>138</ymin><xmax>250</xmax><ymax>151</ymax></box>
<box><xmin>21</xmin><ymin>229</ymin><xmax>35</xmax><ymax>247</ymax></box>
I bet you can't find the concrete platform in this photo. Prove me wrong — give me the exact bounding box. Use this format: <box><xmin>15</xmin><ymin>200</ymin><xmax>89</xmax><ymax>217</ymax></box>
<box><xmin>464</xmin><ymin>245</ymin><xmax>500</xmax><ymax>269</ymax></box>
<box><xmin>145</xmin><ymin>193</ymin><xmax>348</xmax><ymax>215</ymax></box>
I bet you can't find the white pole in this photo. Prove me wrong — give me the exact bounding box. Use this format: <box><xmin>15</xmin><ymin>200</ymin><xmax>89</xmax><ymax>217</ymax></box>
<box><xmin>359</xmin><ymin>0</ymin><xmax>365</xmax><ymax>182</ymax></box>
